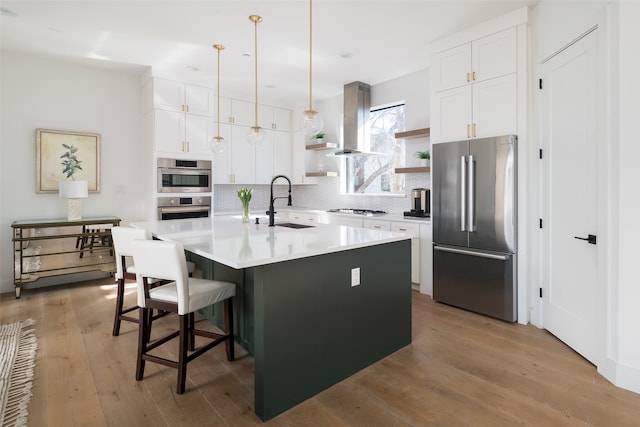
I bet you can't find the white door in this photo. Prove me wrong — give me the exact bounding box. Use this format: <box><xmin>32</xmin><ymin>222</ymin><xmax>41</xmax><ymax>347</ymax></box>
<box><xmin>541</xmin><ymin>29</ymin><xmax>598</xmax><ymax>363</ymax></box>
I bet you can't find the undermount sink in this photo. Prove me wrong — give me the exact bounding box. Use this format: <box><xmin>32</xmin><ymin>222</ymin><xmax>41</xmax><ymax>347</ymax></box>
<box><xmin>275</xmin><ymin>222</ymin><xmax>315</xmax><ymax>229</ymax></box>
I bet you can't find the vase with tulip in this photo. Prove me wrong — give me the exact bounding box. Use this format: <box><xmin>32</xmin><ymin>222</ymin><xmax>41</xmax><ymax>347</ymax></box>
<box><xmin>237</xmin><ymin>188</ymin><xmax>253</xmax><ymax>223</ymax></box>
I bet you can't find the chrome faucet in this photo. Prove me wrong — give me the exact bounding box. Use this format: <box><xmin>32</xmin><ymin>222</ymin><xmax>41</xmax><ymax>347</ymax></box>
<box><xmin>266</xmin><ymin>175</ymin><xmax>292</xmax><ymax>226</ymax></box>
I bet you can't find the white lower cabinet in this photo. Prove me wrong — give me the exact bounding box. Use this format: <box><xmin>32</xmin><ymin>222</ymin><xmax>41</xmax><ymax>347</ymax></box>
<box><xmin>419</xmin><ymin>223</ymin><xmax>433</xmax><ymax>296</ymax></box>
<box><xmin>390</xmin><ymin>222</ymin><xmax>421</xmax><ymax>285</ymax></box>
<box><xmin>328</xmin><ymin>216</ymin><xmax>364</xmax><ymax>228</ymax></box>
<box><xmin>362</xmin><ymin>219</ymin><xmax>391</xmax><ymax>231</ymax></box>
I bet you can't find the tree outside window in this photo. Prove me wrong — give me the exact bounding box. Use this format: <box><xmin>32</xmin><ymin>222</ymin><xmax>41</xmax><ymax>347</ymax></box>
<box><xmin>344</xmin><ymin>103</ymin><xmax>406</xmax><ymax>194</ymax></box>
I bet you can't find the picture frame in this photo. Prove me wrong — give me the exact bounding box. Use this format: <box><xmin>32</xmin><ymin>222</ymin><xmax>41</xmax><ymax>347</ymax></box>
<box><xmin>36</xmin><ymin>128</ymin><xmax>101</xmax><ymax>193</ymax></box>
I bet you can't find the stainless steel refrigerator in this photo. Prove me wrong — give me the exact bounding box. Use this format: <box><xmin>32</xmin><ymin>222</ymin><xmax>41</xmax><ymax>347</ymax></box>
<box><xmin>432</xmin><ymin>135</ymin><xmax>517</xmax><ymax>322</ymax></box>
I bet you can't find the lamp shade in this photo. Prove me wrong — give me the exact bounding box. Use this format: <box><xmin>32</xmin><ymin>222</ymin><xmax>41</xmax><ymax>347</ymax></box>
<box><xmin>59</xmin><ymin>180</ymin><xmax>88</xmax><ymax>199</ymax></box>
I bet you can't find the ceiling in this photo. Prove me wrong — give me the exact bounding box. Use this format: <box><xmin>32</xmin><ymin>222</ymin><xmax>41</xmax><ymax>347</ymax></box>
<box><xmin>0</xmin><ymin>0</ymin><xmax>536</xmax><ymax>107</ymax></box>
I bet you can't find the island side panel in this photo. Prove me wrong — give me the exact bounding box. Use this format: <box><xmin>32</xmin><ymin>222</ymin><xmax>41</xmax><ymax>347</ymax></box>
<box><xmin>252</xmin><ymin>239</ymin><xmax>412</xmax><ymax>421</ymax></box>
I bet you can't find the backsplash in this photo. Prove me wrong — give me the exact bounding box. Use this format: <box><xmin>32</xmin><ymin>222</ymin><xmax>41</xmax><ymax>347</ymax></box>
<box><xmin>213</xmin><ymin>173</ymin><xmax>429</xmax><ymax>214</ymax></box>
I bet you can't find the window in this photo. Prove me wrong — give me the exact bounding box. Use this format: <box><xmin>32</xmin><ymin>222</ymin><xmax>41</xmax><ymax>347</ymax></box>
<box><xmin>343</xmin><ymin>103</ymin><xmax>406</xmax><ymax>195</ymax></box>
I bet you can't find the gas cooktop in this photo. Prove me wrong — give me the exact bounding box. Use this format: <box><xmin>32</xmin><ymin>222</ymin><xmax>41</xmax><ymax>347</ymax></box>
<box><xmin>327</xmin><ymin>208</ymin><xmax>388</xmax><ymax>217</ymax></box>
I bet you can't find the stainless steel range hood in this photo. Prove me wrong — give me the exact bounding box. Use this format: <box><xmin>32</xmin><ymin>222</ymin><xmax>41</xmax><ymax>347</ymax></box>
<box><xmin>327</xmin><ymin>81</ymin><xmax>371</xmax><ymax>157</ymax></box>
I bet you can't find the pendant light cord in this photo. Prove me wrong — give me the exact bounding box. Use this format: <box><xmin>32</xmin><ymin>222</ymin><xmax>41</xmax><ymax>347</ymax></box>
<box><xmin>309</xmin><ymin>0</ymin><xmax>313</xmax><ymax>113</ymax></box>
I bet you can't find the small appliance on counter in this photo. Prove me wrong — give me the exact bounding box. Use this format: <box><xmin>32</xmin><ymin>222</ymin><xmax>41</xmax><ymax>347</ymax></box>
<box><xmin>404</xmin><ymin>188</ymin><xmax>430</xmax><ymax>218</ymax></box>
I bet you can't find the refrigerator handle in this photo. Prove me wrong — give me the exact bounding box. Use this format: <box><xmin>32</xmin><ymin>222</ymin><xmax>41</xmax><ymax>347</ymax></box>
<box><xmin>468</xmin><ymin>154</ymin><xmax>476</xmax><ymax>232</ymax></box>
<box><xmin>434</xmin><ymin>245</ymin><xmax>510</xmax><ymax>261</ymax></box>
<box><xmin>460</xmin><ymin>156</ymin><xmax>467</xmax><ymax>231</ymax></box>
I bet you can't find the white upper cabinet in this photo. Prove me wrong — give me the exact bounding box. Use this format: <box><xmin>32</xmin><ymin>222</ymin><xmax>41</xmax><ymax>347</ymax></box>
<box><xmin>272</xmin><ymin>107</ymin><xmax>292</xmax><ymax>132</ymax></box>
<box><xmin>433</xmin><ymin>43</ymin><xmax>472</xmax><ymax>92</ymax></box>
<box><xmin>153</xmin><ymin>78</ymin><xmax>214</xmax><ymax>117</ymax></box>
<box><xmin>431</xmin><ymin>85</ymin><xmax>473</xmax><ymax>142</ymax></box>
<box><xmin>153</xmin><ymin>109</ymin><xmax>214</xmax><ymax>156</ymax></box>
<box><xmin>471</xmin><ymin>74</ymin><xmax>517</xmax><ymax>138</ymax></box>
<box><xmin>433</xmin><ymin>27</ymin><xmax>517</xmax><ymax>92</ymax></box>
<box><xmin>472</xmin><ymin>27</ymin><xmax>517</xmax><ymax>83</ymax></box>
<box><xmin>431</xmin><ymin>26</ymin><xmax>519</xmax><ymax>143</ymax></box>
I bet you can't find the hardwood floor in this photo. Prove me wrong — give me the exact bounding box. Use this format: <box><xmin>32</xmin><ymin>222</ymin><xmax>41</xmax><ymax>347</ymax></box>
<box><xmin>2</xmin><ymin>278</ymin><xmax>639</xmax><ymax>426</ymax></box>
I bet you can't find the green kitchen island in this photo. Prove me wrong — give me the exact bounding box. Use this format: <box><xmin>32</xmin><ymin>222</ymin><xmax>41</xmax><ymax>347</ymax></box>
<box><xmin>132</xmin><ymin>215</ymin><xmax>411</xmax><ymax>421</ymax></box>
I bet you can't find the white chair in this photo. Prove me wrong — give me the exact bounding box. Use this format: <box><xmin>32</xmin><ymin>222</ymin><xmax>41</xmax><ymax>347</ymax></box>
<box><xmin>111</xmin><ymin>226</ymin><xmax>151</xmax><ymax>336</ymax></box>
<box><xmin>131</xmin><ymin>239</ymin><xmax>236</xmax><ymax>394</ymax></box>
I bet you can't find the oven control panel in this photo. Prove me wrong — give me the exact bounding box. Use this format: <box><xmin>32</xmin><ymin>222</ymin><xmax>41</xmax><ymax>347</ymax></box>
<box><xmin>157</xmin><ymin>196</ymin><xmax>211</xmax><ymax>208</ymax></box>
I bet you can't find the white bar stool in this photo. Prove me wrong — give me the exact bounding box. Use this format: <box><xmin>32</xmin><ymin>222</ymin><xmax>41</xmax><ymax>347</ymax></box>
<box><xmin>131</xmin><ymin>239</ymin><xmax>236</xmax><ymax>394</ymax></box>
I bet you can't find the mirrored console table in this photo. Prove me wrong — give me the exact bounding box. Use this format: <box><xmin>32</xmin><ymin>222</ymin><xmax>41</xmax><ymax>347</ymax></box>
<box><xmin>11</xmin><ymin>216</ymin><xmax>121</xmax><ymax>298</ymax></box>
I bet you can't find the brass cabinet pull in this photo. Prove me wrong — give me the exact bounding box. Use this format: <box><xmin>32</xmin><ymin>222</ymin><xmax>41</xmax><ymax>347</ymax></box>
<box><xmin>186</xmin><ymin>105</ymin><xmax>190</xmax><ymax>113</ymax></box>
<box><xmin>472</xmin><ymin>71</ymin><xmax>476</xmax><ymax>81</ymax></box>
<box><xmin>466</xmin><ymin>72</ymin><xmax>470</xmax><ymax>83</ymax></box>
<box><xmin>466</xmin><ymin>124</ymin><xmax>471</xmax><ymax>139</ymax></box>
<box><xmin>472</xmin><ymin>123</ymin><xmax>477</xmax><ymax>138</ymax></box>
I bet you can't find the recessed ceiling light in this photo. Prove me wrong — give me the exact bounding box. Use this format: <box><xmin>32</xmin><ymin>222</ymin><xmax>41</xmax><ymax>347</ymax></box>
<box><xmin>1</xmin><ymin>7</ymin><xmax>17</xmax><ymax>17</ymax></box>
<box><xmin>49</xmin><ymin>27</ymin><xmax>64</xmax><ymax>34</ymax></box>
<box><xmin>265</xmin><ymin>84</ymin><xmax>276</xmax><ymax>89</ymax></box>
<box><xmin>186</xmin><ymin>65</ymin><xmax>200</xmax><ymax>71</ymax></box>
<box><xmin>339</xmin><ymin>52</ymin><xmax>353</xmax><ymax>59</ymax></box>
<box><xmin>243</xmin><ymin>53</ymin><xmax>251</xmax><ymax>58</ymax></box>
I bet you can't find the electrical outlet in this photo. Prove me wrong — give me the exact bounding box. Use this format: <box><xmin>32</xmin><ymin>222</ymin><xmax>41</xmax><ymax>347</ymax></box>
<box><xmin>351</xmin><ymin>267</ymin><xmax>360</xmax><ymax>287</ymax></box>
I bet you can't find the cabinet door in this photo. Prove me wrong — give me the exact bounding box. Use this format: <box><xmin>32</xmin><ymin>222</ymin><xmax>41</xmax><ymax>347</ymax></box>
<box><xmin>328</xmin><ymin>216</ymin><xmax>363</xmax><ymax>228</ymax></box>
<box><xmin>258</xmin><ymin>104</ymin><xmax>274</xmax><ymax>130</ymax></box>
<box><xmin>231</xmin><ymin>99</ymin><xmax>255</xmax><ymax>127</ymax></box>
<box><xmin>217</xmin><ymin>96</ymin><xmax>233</xmax><ymax>124</ymax></box>
<box><xmin>212</xmin><ymin>123</ymin><xmax>231</xmax><ymax>183</ymax></box>
<box><xmin>363</xmin><ymin>219</ymin><xmax>391</xmax><ymax>231</ymax></box>
<box><xmin>185</xmin><ymin>115</ymin><xmax>214</xmax><ymax>155</ymax></box>
<box><xmin>391</xmin><ymin>222</ymin><xmax>420</xmax><ymax>284</ymax></box>
<box><xmin>154</xmin><ymin>78</ymin><xmax>185</xmax><ymax>112</ymax></box>
<box><xmin>185</xmin><ymin>84</ymin><xmax>214</xmax><ymax>116</ymax></box>
<box><xmin>472</xmin><ymin>27</ymin><xmax>517</xmax><ymax>83</ymax></box>
<box><xmin>154</xmin><ymin>109</ymin><xmax>186</xmax><ymax>153</ymax></box>
<box><xmin>431</xmin><ymin>85</ymin><xmax>472</xmax><ymax>143</ymax></box>
<box><xmin>419</xmin><ymin>223</ymin><xmax>433</xmax><ymax>296</ymax></box>
<box><xmin>291</xmin><ymin>133</ymin><xmax>307</xmax><ymax>184</ymax></box>
<box><xmin>255</xmin><ymin>130</ymin><xmax>274</xmax><ymax>184</ymax></box>
<box><xmin>273</xmin><ymin>131</ymin><xmax>292</xmax><ymax>179</ymax></box>
<box><xmin>472</xmin><ymin>74</ymin><xmax>517</xmax><ymax>138</ymax></box>
<box><xmin>273</xmin><ymin>107</ymin><xmax>292</xmax><ymax>132</ymax></box>
<box><xmin>230</xmin><ymin>126</ymin><xmax>255</xmax><ymax>184</ymax></box>
<box><xmin>433</xmin><ymin>43</ymin><xmax>471</xmax><ymax>92</ymax></box>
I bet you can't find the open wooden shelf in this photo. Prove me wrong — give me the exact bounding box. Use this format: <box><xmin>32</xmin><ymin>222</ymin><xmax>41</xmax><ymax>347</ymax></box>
<box><xmin>394</xmin><ymin>128</ymin><xmax>430</xmax><ymax>139</ymax></box>
<box><xmin>305</xmin><ymin>171</ymin><xmax>339</xmax><ymax>177</ymax></box>
<box><xmin>394</xmin><ymin>166</ymin><xmax>430</xmax><ymax>174</ymax></box>
<box><xmin>306</xmin><ymin>142</ymin><xmax>338</xmax><ymax>150</ymax></box>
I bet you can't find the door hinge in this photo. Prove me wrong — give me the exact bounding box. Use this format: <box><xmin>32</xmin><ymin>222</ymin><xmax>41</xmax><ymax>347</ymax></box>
<box><xmin>539</xmin><ymin>288</ymin><xmax>543</xmax><ymax>298</ymax></box>
<box><xmin>539</xmin><ymin>218</ymin><xmax>543</xmax><ymax>229</ymax></box>
<box><xmin>539</xmin><ymin>78</ymin><xmax>543</xmax><ymax>89</ymax></box>
<box><xmin>539</xmin><ymin>148</ymin><xmax>543</xmax><ymax>159</ymax></box>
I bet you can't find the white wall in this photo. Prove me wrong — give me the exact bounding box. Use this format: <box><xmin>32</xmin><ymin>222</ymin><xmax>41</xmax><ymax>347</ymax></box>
<box><xmin>612</xmin><ymin>0</ymin><xmax>640</xmax><ymax>394</ymax></box>
<box><xmin>0</xmin><ymin>51</ymin><xmax>151</xmax><ymax>294</ymax></box>
<box><xmin>530</xmin><ymin>0</ymin><xmax>640</xmax><ymax>394</ymax></box>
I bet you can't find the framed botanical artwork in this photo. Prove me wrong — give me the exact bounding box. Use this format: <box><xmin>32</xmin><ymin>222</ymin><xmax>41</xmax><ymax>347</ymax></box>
<box><xmin>36</xmin><ymin>128</ymin><xmax>101</xmax><ymax>193</ymax></box>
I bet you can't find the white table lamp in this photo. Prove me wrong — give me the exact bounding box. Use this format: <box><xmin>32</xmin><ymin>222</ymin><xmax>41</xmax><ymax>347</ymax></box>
<box><xmin>59</xmin><ymin>180</ymin><xmax>88</xmax><ymax>220</ymax></box>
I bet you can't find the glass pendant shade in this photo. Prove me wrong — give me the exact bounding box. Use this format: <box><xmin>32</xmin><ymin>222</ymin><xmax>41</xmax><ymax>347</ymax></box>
<box><xmin>302</xmin><ymin>109</ymin><xmax>323</xmax><ymax>136</ymax></box>
<box><xmin>247</xmin><ymin>126</ymin><xmax>265</xmax><ymax>146</ymax></box>
<box><xmin>209</xmin><ymin>135</ymin><xmax>226</xmax><ymax>153</ymax></box>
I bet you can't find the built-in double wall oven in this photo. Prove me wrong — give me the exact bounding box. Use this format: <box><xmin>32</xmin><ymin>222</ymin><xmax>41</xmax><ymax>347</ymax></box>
<box><xmin>157</xmin><ymin>196</ymin><xmax>211</xmax><ymax>220</ymax></box>
<box><xmin>157</xmin><ymin>158</ymin><xmax>211</xmax><ymax>193</ymax></box>
<box><xmin>157</xmin><ymin>158</ymin><xmax>212</xmax><ymax>220</ymax></box>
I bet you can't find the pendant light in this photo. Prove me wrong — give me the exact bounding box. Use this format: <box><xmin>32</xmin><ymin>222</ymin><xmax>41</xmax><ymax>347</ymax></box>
<box><xmin>209</xmin><ymin>44</ymin><xmax>226</xmax><ymax>153</ymax></box>
<box><xmin>302</xmin><ymin>0</ymin><xmax>323</xmax><ymax>136</ymax></box>
<box><xmin>247</xmin><ymin>14</ymin><xmax>265</xmax><ymax>146</ymax></box>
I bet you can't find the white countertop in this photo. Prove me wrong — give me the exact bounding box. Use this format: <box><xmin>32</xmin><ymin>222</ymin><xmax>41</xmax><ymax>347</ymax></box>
<box><xmin>131</xmin><ymin>216</ymin><xmax>410</xmax><ymax>270</ymax></box>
